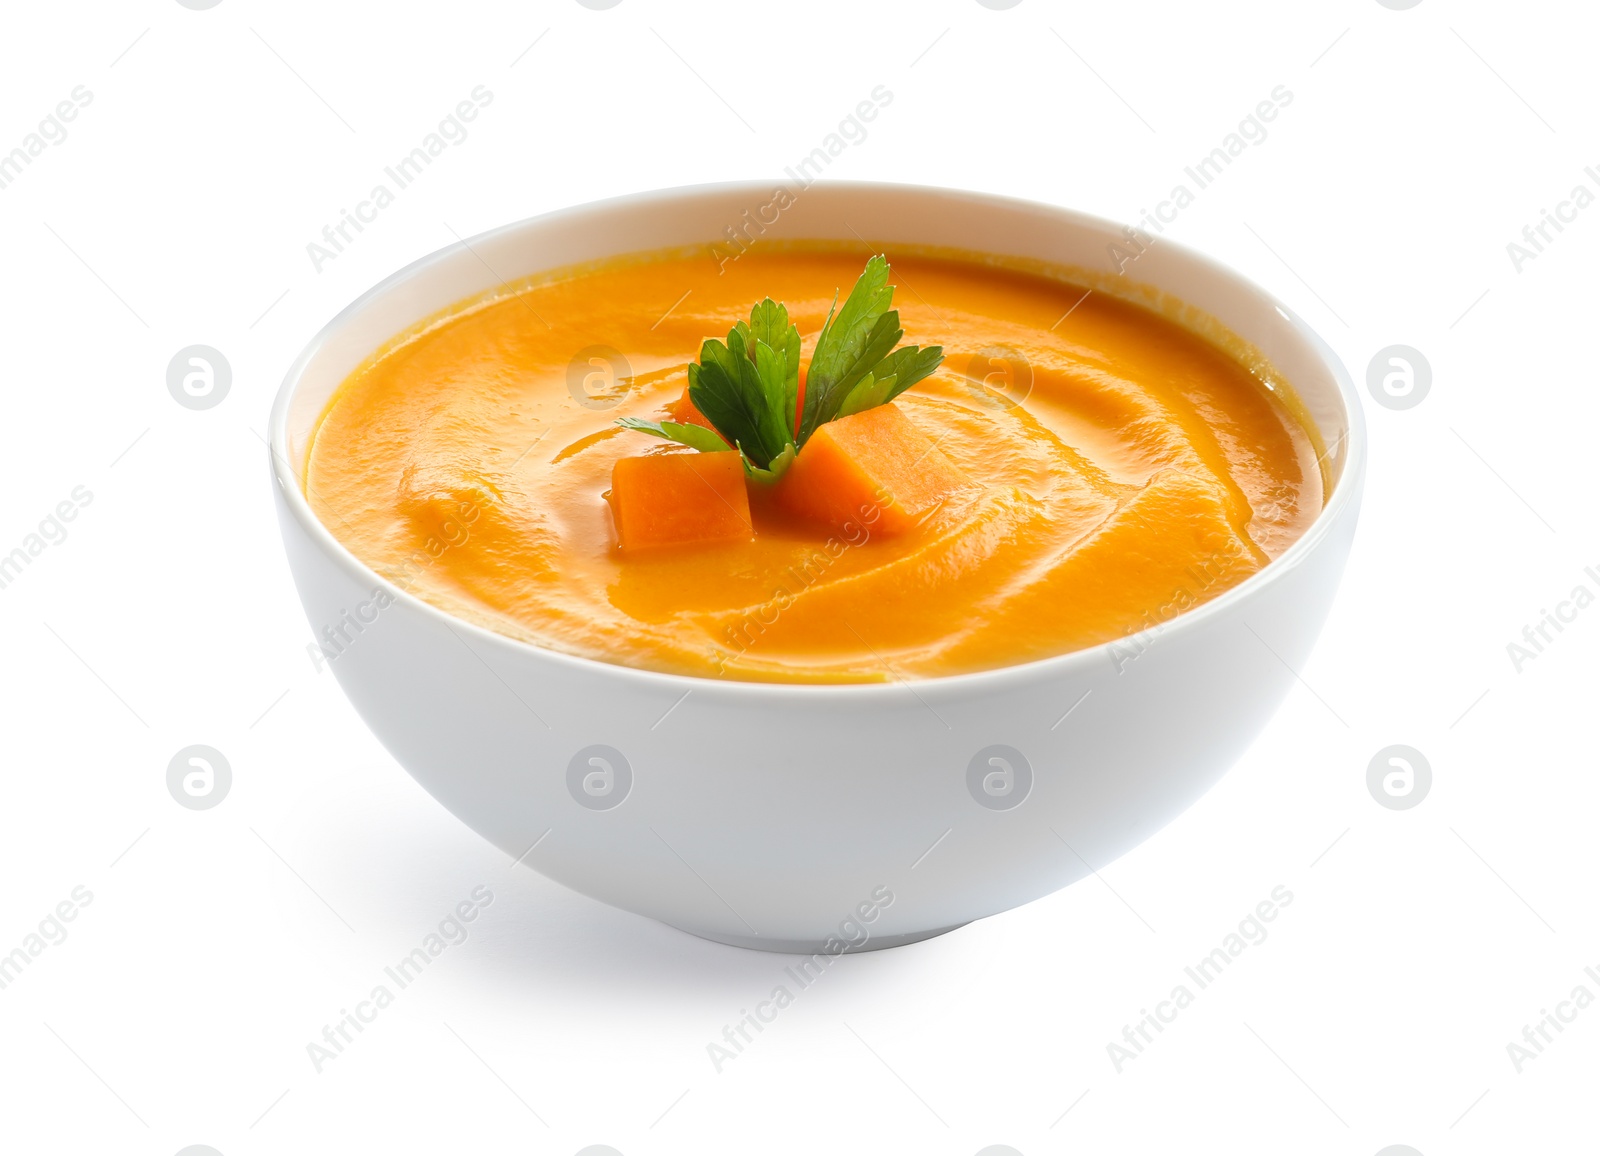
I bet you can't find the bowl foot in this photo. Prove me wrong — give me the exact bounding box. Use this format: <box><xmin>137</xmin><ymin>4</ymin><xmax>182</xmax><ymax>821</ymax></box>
<box><xmin>660</xmin><ymin>921</ymin><xmax>970</xmax><ymax>954</ymax></box>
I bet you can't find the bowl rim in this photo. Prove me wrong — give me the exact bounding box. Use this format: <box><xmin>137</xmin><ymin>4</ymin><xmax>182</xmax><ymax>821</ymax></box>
<box><xmin>269</xmin><ymin>179</ymin><xmax>1366</xmax><ymax>700</ymax></box>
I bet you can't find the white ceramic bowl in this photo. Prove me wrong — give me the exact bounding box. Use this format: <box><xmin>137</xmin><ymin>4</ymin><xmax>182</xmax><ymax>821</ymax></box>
<box><xmin>270</xmin><ymin>182</ymin><xmax>1364</xmax><ymax>953</ymax></box>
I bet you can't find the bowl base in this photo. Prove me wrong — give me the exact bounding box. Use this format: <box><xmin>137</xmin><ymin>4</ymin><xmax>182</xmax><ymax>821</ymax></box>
<box><xmin>662</xmin><ymin>921</ymin><xmax>970</xmax><ymax>954</ymax></box>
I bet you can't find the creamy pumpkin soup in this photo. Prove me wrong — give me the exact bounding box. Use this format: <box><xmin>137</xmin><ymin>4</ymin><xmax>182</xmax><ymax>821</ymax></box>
<box><xmin>305</xmin><ymin>246</ymin><xmax>1323</xmax><ymax>682</ymax></box>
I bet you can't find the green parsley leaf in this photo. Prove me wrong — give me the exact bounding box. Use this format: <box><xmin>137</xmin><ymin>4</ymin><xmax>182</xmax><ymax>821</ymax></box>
<box><xmin>835</xmin><ymin>343</ymin><xmax>944</xmax><ymax>419</ymax></box>
<box><xmin>615</xmin><ymin>418</ymin><xmax>730</xmax><ymax>453</ymax></box>
<box><xmin>800</xmin><ymin>255</ymin><xmax>905</xmax><ymax>441</ymax></box>
<box><xmin>686</xmin><ymin>327</ymin><xmax>779</xmax><ymax>467</ymax></box>
<box><xmin>686</xmin><ymin>311</ymin><xmax>799</xmax><ymax>475</ymax></box>
<box><xmin>742</xmin><ymin>442</ymin><xmax>796</xmax><ymax>486</ymax></box>
<box><xmin>616</xmin><ymin>255</ymin><xmax>944</xmax><ymax>482</ymax></box>
<box><xmin>746</xmin><ymin>298</ymin><xmax>801</xmax><ymax>452</ymax></box>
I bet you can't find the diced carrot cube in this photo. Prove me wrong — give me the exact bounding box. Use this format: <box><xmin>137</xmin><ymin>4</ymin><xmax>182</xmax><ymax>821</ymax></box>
<box><xmin>668</xmin><ymin>389</ymin><xmax>721</xmax><ymax>434</ymax></box>
<box><xmin>776</xmin><ymin>403</ymin><xmax>969</xmax><ymax>536</ymax></box>
<box><xmin>608</xmin><ymin>451</ymin><xmax>752</xmax><ymax>551</ymax></box>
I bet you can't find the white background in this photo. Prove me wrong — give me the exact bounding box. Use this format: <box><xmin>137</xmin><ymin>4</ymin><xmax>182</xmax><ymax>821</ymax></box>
<box><xmin>1</xmin><ymin>1</ymin><xmax>1595</xmax><ymax>1153</ymax></box>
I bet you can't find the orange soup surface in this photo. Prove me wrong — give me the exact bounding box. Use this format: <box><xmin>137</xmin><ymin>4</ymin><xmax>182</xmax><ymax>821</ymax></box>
<box><xmin>306</xmin><ymin>246</ymin><xmax>1324</xmax><ymax>682</ymax></box>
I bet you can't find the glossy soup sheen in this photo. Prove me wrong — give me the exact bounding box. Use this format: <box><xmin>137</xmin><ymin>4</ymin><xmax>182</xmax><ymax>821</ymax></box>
<box><xmin>306</xmin><ymin>246</ymin><xmax>1325</xmax><ymax>682</ymax></box>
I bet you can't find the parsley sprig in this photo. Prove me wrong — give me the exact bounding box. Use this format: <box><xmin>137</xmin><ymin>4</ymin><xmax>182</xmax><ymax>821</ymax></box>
<box><xmin>617</xmin><ymin>256</ymin><xmax>943</xmax><ymax>482</ymax></box>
